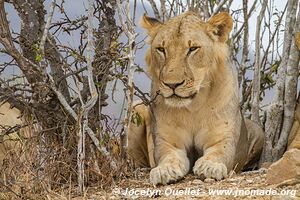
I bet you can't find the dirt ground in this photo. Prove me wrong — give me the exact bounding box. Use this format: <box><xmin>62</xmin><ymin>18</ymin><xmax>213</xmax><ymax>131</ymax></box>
<box><xmin>46</xmin><ymin>168</ymin><xmax>300</xmax><ymax>200</ymax></box>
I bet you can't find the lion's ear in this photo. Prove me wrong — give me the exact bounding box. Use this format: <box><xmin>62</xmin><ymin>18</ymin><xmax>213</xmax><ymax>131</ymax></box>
<box><xmin>140</xmin><ymin>14</ymin><xmax>162</xmax><ymax>37</ymax></box>
<box><xmin>207</xmin><ymin>12</ymin><xmax>233</xmax><ymax>43</ymax></box>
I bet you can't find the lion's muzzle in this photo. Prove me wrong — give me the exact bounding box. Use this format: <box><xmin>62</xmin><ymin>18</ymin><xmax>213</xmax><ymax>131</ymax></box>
<box><xmin>162</xmin><ymin>80</ymin><xmax>185</xmax><ymax>90</ymax></box>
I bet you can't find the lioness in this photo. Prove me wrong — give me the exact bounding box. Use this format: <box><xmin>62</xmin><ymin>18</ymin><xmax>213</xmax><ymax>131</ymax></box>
<box><xmin>128</xmin><ymin>12</ymin><xmax>264</xmax><ymax>185</ymax></box>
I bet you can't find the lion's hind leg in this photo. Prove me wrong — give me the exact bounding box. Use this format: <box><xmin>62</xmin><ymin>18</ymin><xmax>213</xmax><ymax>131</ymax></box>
<box><xmin>244</xmin><ymin>118</ymin><xmax>264</xmax><ymax>169</ymax></box>
<box><xmin>128</xmin><ymin>102</ymin><xmax>154</xmax><ymax>168</ymax></box>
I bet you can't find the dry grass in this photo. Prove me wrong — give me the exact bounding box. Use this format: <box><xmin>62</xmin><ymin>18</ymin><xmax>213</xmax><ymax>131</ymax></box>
<box><xmin>0</xmin><ymin>134</ymin><xmax>133</xmax><ymax>200</ymax></box>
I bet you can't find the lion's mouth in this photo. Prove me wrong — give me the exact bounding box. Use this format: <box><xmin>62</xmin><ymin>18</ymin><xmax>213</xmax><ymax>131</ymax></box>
<box><xmin>166</xmin><ymin>93</ymin><xmax>197</xmax><ymax>100</ymax></box>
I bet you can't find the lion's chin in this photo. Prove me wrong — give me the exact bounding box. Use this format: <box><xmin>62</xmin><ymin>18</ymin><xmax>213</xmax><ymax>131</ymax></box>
<box><xmin>164</xmin><ymin>97</ymin><xmax>193</xmax><ymax>108</ymax></box>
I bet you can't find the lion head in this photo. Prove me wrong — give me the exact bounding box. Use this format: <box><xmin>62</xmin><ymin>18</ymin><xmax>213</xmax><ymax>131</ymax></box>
<box><xmin>141</xmin><ymin>12</ymin><xmax>233</xmax><ymax>107</ymax></box>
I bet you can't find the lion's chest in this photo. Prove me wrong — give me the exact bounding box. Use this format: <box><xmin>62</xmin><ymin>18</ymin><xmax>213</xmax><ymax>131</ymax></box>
<box><xmin>157</xmin><ymin>107</ymin><xmax>211</xmax><ymax>139</ymax></box>
<box><xmin>155</xmin><ymin>105</ymin><xmax>236</xmax><ymax>152</ymax></box>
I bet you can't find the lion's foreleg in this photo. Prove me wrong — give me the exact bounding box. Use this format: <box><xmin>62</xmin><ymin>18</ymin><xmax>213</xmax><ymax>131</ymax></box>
<box><xmin>193</xmin><ymin>134</ymin><xmax>236</xmax><ymax>180</ymax></box>
<box><xmin>150</xmin><ymin>139</ymin><xmax>190</xmax><ymax>185</ymax></box>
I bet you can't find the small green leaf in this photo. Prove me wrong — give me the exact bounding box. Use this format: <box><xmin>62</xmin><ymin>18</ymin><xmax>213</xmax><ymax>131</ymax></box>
<box><xmin>35</xmin><ymin>54</ymin><xmax>42</xmax><ymax>62</ymax></box>
<box><xmin>131</xmin><ymin>112</ymin><xmax>143</xmax><ymax>126</ymax></box>
<box><xmin>266</xmin><ymin>74</ymin><xmax>274</xmax><ymax>84</ymax></box>
<box><xmin>95</xmin><ymin>82</ymin><xmax>102</xmax><ymax>88</ymax></box>
<box><xmin>271</xmin><ymin>60</ymin><xmax>280</xmax><ymax>72</ymax></box>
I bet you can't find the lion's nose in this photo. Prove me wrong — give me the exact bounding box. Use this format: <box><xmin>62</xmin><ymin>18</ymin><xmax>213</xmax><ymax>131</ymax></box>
<box><xmin>163</xmin><ymin>80</ymin><xmax>185</xmax><ymax>90</ymax></box>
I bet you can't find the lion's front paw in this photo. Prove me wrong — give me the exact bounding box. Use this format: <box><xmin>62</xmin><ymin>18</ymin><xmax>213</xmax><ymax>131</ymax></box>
<box><xmin>193</xmin><ymin>158</ymin><xmax>228</xmax><ymax>181</ymax></box>
<box><xmin>150</xmin><ymin>162</ymin><xmax>187</xmax><ymax>185</ymax></box>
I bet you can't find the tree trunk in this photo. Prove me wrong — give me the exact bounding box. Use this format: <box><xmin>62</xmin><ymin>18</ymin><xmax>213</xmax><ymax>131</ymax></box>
<box><xmin>263</xmin><ymin>0</ymin><xmax>299</xmax><ymax>162</ymax></box>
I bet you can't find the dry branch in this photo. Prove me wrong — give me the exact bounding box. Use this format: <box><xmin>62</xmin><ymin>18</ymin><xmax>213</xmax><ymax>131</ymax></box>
<box><xmin>250</xmin><ymin>0</ymin><xmax>268</xmax><ymax>124</ymax></box>
<box><xmin>0</xmin><ymin>1</ymin><xmax>44</xmax><ymax>83</ymax></box>
<box><xmin>212</xmin><ymin>0</ymin><xmax>228</xmax><ymax>16</ymax></box>
<box><xmin>116</xmin><ymin>0</ymin><xmax>137</xmax><ymax>159</ymax></box>
<box><xmin>147</xmin><ymin>0</ymin><xmax>161</xmax><ymax>19</ymax></box>
<box><xmin>40</xmin><ymin>0</ymin><xmax>56</xmax><ymax>61</ymax></box>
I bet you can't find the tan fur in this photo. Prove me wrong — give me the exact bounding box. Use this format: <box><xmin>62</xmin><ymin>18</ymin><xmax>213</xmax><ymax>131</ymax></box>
<box><xmin>286</xmin><ymin>32</ymin><xmax>300</xmax><ymax>150</ymax></box>
<box><xmin>295</xmin><ymin>32</ymin><xmax>300</xmax><ymax>51</ymax></box>
<box><xmin>0</xmin><ymin>103</ymin><xmax>34</xmax><ymax>165</ymax></box>
<box><xmin>287</xmin><ymin>95</ymin><xmax>300</xmax><ymax>150</ymax></box>
<box><xmin>129</xmin><ymin>12</ymin><xmax>264</xmax><ymax>185</ymax></box>
<box><xmin>288</xmin><ymin>120</ymin><xmax>300</xmax><ymax>150</ymax></box>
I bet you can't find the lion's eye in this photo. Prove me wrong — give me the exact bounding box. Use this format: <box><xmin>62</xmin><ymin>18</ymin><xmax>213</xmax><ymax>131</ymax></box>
<box><xmin>189</xmin><ymin>47</ymin><xmax>200</xmax><ymax>53</ymax></box>
<box><xmin>156</xmin><ymin>47</ymin><xmax>165</xmax><ymax>54</ymax></box>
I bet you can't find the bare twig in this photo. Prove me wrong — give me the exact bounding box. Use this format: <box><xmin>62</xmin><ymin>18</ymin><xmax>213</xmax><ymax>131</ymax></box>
<box><xmin>239</xmin><ymin>0</ymin><xmax>249</xmax><ymax>104</ymax></box>
<box><xmin>212</xmin><ymin>0</ymin><xmax>228</xmax><ymax>16</ymax></box>
<box><xmin>146</xmin><ymin>0</ymin><xmax>161</xmax><ymax>19</ymax></box>
<box><xmin>160</xmin><ymin>0</ymin><xmax>167</xmax><ymax>21</ymax></box>
<box><xmin>40</xmin><ymin>0</ymin><xmax>56</xmax><ymax>60</ymax></box>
